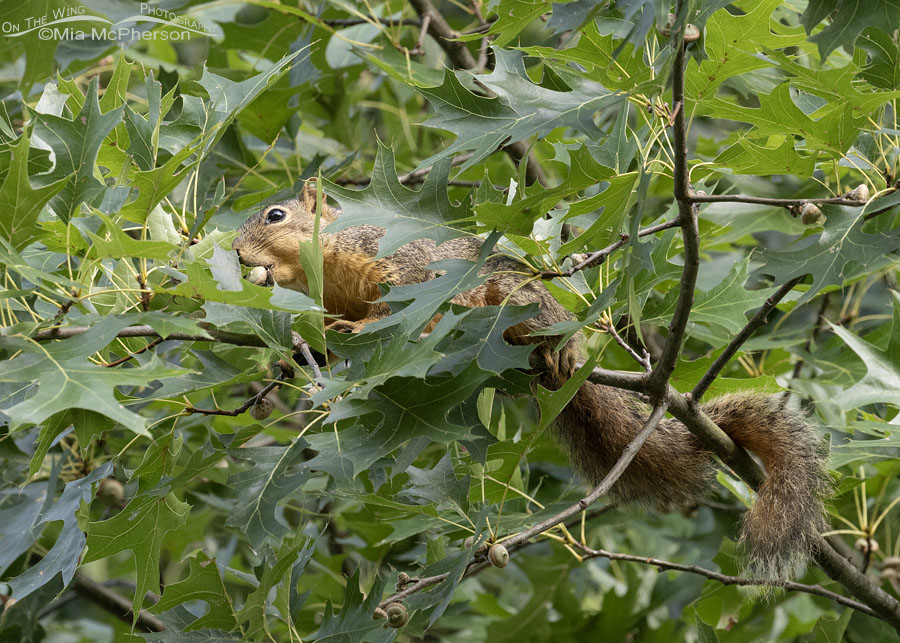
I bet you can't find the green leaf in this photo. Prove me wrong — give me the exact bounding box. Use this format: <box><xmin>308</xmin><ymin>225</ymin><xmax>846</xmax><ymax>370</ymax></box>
<box><xmin>756</xmin><ymin>211</ymin><xmax>900</xmax><ymax>303</ymax></box>
<box><xmin>85</xmin><ymin>212</ymin><xmax>178</xmax><ymax>259</ymax></box>
<box><xmin>0</xmin><ymin>317</ymin><xmax>187</xmax><ymax>434</ymax></box>
<box><xmin>123</xmin><ymin>72</ymin><xmax>167</xmax><ymax>172</ymax></box>
<box><xmin>476</xmin><ymin>0</ymin><xmax>550</xmax><ymax>47</ymax></box>
<box><xmin>315</xmin><ymin>570</ymin><xmax>392</xmax><ymax>642</ymax></box>
<box><xmin>645</xmin><ymin>257</ymin><xmax>777</xmax><ymax>335</ymax></box>
<box><xmin>324</xmin><ymin>142</ymin><xmax>468</xmax><ymax>258</ymax></box>
<box><xmin>701</xmin><ymin>83</ymin><xmax>866</xmax><ymax>156</ymax></box>
<box><xmin>431</xmin><ymin>304</ymin><xmax>539</xmax><ymax>375</ymax></box>
<box><xmin>162</xmin><ymin>244</ymin><xmax>320</xmax><ymax>313</ymax></box>
<box><xmin>859</xmin><ymin>28</ymin><xmax>900</xmax><ymax>90</ymax></box>
<box><xmin>84</xmin><ymin>492</ymin><xmax>191</xmax><ymax>621</ymax></box>
<box><xmin>202</xmin><ymin>302</ymin><xmax>291</xmax><ymax>351</ymax></box>
<box><xmin>801</xmin><ymin>0</ymin><xmax>900</xmax><ymax>60</ymax></box>
<box><xmin>367</xmin><ymin>249</ymin><xmax>493</xmax><ymax>335</ymax></box>
<box><xmin>151</xmin><ymin>553</ymin><xmax>237</xmax><ymax>631</ymax></box>
<box><xmin>557</xmin><ymin>173</ymin><xmax>638</xmax><ymax>253</ymax></box>
<box><xmin>830</xmin><ymin>292</ymin><xmax>900</xmax><ymax>409</ymax></box>
<box><xmin>475</xmin><ymin>145</ymin><xmax>617</xmax><ymax>235</ymax></box>
<box><xmin>7</xmin><ymin>464</ymin><xmax>112</xmax><ymax>600</ymax></box>
<box><xmin>118</xmin><ymin>143</ymin><xmax>196</xmax><ymax>223</ymax></box>
<box><xmin>235</xmin><ymin>535</ymin><xmax>317</xmax><ymax>640</ymax></box>
<box><xmin>417</xmin><ymin>49</ymin><xmax>619</xmax><ymax>172</ymax></box>
<box><xmin>0</xmin><ymin>133</ymin><xmax>67</xmax><ymax>250</ymax></box>
<box><xmin>712</xmin><ymin>136</ymin><xmax>816</xmax><ymax>177</ymax></box>
<box><xmin>685</xmin><ymin>0</ymin><xmax>806</xmax><ymax>102</ymax></box>
<box><xmin>225</xmin><ymin>439</ymin><xmax>311</xmax><ymax>549</ymax></box>
<box><xmin>196</xmin><ymin>49</ymin><xmax>308</xmax><ymax>134</ymax></box>
<box><xmin>519</xmin><ymin>19</ymin><xmax>655</xmax><ymax>92</ymax></box>
<box><xmin>31</xmin><ymin>77</ymin><xmax>123</xmax><ymax>221</ymax></box>
<box><xmin>532</xmin><ymin>278</ymin><xmax>619</xmax><ymax>348</ymax></box>
<box><xmin>326</xmin><ymin>364</ymin><xmax>492</xmax><ymax>466</ymax></box>
<box><xmin>404</xmin><ymin>454</ymin><xmax>469</xmax><ymax>515</ymax></box>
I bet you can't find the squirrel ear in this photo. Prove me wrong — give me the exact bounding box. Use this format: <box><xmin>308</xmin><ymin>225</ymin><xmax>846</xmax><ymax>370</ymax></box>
<box><xmin>300</xmin><ymin>178</ymin><xmax>322</xmax><ymax>210</ymax></box>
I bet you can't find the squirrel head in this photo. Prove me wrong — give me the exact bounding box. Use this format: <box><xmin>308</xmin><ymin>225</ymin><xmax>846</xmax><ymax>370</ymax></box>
<box><xmin>232</xmin><ymin>180</ymin><xmax>339</xmax><ymax>291</ymax></box>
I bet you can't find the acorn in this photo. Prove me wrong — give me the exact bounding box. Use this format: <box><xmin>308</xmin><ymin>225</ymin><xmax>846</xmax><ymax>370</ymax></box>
<box><xmin>855</xmin><ymin>537</ymin><xmax>879</xmax><ymax>554</ymax></box>
<box><xmin>799</xmin><ymin>202</ymin><xmax>826</xmax><ymax>225</ymax></box>
<box><xmin>372</xmin><ymin>607</ymin><xmax>387</xmax><ymax>620</ymax></box>
<box><xmin>384</xmin><ymin>602</ymin><xmax>408</xmax><ymax>628</ymax></box>
<box><xmin>881</xmin><ymin>567</ymin><xmax>899</xmax><ymax>583</ymax></box>
<box><xmin>249</xmin><ymin>399</ymin><xmax>274</xmax><ymax>421</ymax></box>
<box><xmin>488</xmin><ymin>543</ymin><xmax>509</xmax><ymax>568</ymax></box>
<box><xmin>847</xmin><ymin>184</ymin><xmax>869</xmax><ymax>204</ymax></box>
<box><xmin>97</xmin><ymin>478</ymin><xmax>125</xmax><ymax>507</ymax></box>
<box><xmin>464</xmin><ymin>536</ymin><xmax>488</xmax><ymax>554</ymax></box>
<box><xmin>882</xmin><ymin>556</ymin><xmax>900</xmax><ymax>571</ymax></box>
<box><xmin>247</xmin><ymin>266</ymin><xmax>269</xmax><ymax>286</ymax></box>
<box><xmin>396</xmin><ymin>572</ymin><xmax>411</xmax><ymax>589</ymax></box>
<box><xmin>684</xmin><ymin>24</ymin><xmax>700</xmax><ymax>42</ymax></box>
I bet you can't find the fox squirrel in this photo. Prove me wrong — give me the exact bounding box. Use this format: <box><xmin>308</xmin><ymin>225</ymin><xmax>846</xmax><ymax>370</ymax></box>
<box><xmin>232</xmin><ymin>180</ymin><xmax>829</xmax><ymax>582</ymax></box>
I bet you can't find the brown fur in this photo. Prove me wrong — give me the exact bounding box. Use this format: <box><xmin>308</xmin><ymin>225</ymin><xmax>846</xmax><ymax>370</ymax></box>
<box><xmin>232</xmin><ymin>181</ymin><xmax>829</xmax><ymax>581</ymax></box>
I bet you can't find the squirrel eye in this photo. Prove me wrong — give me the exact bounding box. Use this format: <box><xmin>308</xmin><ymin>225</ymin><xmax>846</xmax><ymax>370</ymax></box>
<box><xmin>265</xmin><ymin>208</ymin><xmax>286</xmax><ymax>224</ymax></box>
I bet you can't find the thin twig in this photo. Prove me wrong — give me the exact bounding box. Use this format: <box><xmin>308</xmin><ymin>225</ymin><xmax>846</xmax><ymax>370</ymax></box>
<box><xmin>600</xmin><ymin>320</ymin><xmax>651</xmax><ymax>372</ymax></box>
<box><xmin>538</xmin><ymin>219</ymin><xmax>679</xmax><ymax>279</ymax></box>
<box><xmin>184</xmin><ymin>363</ymin><xmax>292</xmax><ymax>416</ymax></box>
<box><xmin>408</xmin><ymin>13</ymin><xmax>431</xmax><ymax>54</ymax></box>
<box><xmin>322</xmin><ymin>18</ymin><xmax>422</xmax><ymax>27</ymax></box>
<box><xmin>567</xmin><ymin>543</ymin><xmax>879</xmax><ymax>618</ymax></box>
<box><xmin>501</xmin><ymin>402</ymin><xmax>668</xmax><ymax>550</ymax></box>
<box><xmin>691</xmin><ymin>194</ymin><xmax>865</xmax><ymax>208</ymax></box>
<box><xmin>101</xmin><ymin>337</ymin><xmax>163</xmax><ymax>368</ymax></box>
<box><xmin>378</xmin><ymin>403</ymin><xmax>668</xmax><ymax>609</ymax></box>
<box><xmin>780</xmin><ymin>292</ymin><xmax>831</xmax><ymax>408</ymax></box>
<box><xmin>292</xmin><ymin>333</ymin><xmax>323</xmax><ymax>381</ymax></box>
<box><xmin>691</xmin><ymin>276</ymin><xmax>803</xmax><ymax>401</ymax></box>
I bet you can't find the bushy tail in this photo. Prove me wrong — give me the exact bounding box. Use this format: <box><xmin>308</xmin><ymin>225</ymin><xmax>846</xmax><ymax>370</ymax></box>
<box><xmin>703</xmin><ymin>393</ymin><xmax>830</xmax><ymax>582</ymax></box>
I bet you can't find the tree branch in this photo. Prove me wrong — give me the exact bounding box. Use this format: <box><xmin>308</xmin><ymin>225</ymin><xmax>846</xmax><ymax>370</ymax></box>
<box><xmin>409</xmin><ymin>0</ymin><xmax>476</xmax><ymax>68</ymax></box>
<box><xmin>31</xmin><ymin>324</ymin><xmax>267</xmax><ymax>348</ymax></box>
<box><xmin>379</xmin><ymin>501</ymin><xmax>881</xmax><ymax>623</ymax></box>
<box><xmin>691</xmin><ymin>276</ymin><xmax>803</xmax><ymax>402</ymax></box>
<box><xmin>379</xmin><ymin>403</ymin><xmax>668</xmax><ymax>609</ymax></box>
<box><xmin>646</xmin><ymin>11</ymin><xmax>699</xmax><ymax>400</ymax></box>
<box><xmin>70</xmin><ymin>572</ymin><xmax>165</xmax><ymax>632</ymax></box>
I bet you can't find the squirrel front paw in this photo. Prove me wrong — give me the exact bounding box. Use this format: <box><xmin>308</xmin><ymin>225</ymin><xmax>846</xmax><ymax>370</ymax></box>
<box><xmin>326</xmin><ymin>319</ymin><xmax>367</xmax><ymax>334</ymax></box>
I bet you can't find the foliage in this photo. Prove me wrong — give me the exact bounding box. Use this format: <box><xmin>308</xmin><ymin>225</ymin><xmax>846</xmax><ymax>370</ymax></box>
<box><xmin>1</xmin><ymin>0</ymin><xmax>900</xmax><ymax>641</ymax></box>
